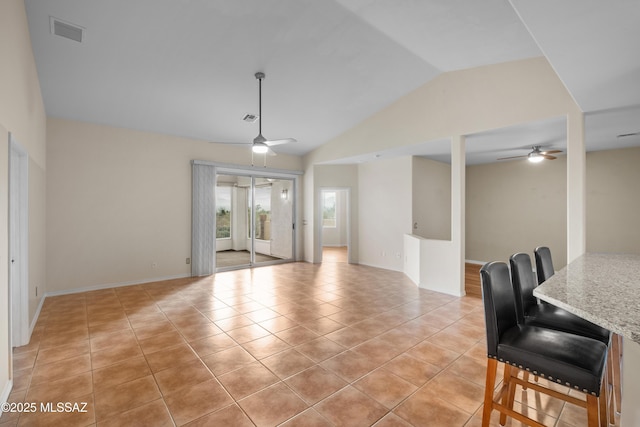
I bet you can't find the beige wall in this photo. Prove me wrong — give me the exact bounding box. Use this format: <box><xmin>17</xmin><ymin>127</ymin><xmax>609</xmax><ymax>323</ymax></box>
<box><xmin>412</xmin><ymin>156</ymin><xmax>451</xmax><ymax>240</ymax></box>
<box><xmin>46</xmin><ymin>118</ymin><xmax>302</xmax><ymax>293</ymax></box>
<box><xmin>466</xmin><ymin>156</ymin><xmax>568</xmax><ymax>268</ymax></box>
<box><xmin>587</xmin><ymin>147</ymin><xmax>640</xmax><ymax>254</ymax></box>
<box><xmin>0</xmin><ymin>0</ymin><xmax>47</xmax><ymax>400</ymax></box>
<box><xmin>465</xmin><ymin>147</ymin><xmax>640</xmax><ymax>269</ymax></box>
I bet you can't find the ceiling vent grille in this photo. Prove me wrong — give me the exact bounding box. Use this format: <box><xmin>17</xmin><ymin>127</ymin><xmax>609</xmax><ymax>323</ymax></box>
<box><xmin>242</xmin><ymin>113</ymin><xmax>259</xmax><ymax>123</ymax></box>
<box><xmin>50</xmin><ymin>17</ymin><xmax>84</xmax><ymax>43</ymax></box>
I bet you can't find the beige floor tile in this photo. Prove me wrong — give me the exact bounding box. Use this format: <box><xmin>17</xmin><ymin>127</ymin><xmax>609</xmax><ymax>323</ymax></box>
<box><xmin>238</xmin><ymin>382</ymin><xmax>308</xmax><ymax>427</ymax></box>
<box><xmin>154</xmin><ymin>360</ymin><xmax>214</xmax><ymax>397</ymax></box>
<box><xmin>182</xmin><ymin>404</ymin><xmax>254</xmax><ymax>427</ymax></box>
<box><xmin>261</xmin><ymin>348</ymin><xmax>316</xmax><ymax>379</ymax></box>
<box><xmin>164</xmin><ymin>379</ymin><xmax>234</xmax><ymax>426</ymax></box>
<box><xmin>217</xmin><ymin>362</ymin><xmax>280</xmax><ymax>400</ymax></box>
<box><xmin>285</xmin><ymin>365</ymin><xmax>348</xmax><ymax>405</ymax></box>
<box><xmin>354</xmin><ymin>369</ymin><xmax>418</xmax><ymax>409</ymax></box>
<box><xmin>94</xmin><ymin>375</ymin><xmax>161</xmax><ymax>421</ymax></box>
<box><xmin>96</xmin><ymin>399</ymin><xmax>173</xmax><ymax>427</ymax></box>
<box><xmin>314</xmin><ymin>385</ymin><xmax>388</xmax><ymax>427</ymax></box>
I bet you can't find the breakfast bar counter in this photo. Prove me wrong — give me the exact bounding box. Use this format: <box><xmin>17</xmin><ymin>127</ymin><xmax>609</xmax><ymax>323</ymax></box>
<box><xmin>534</xmin><ymin>253</ymin><xmax>640</xmax><ymax>426</ymax></box>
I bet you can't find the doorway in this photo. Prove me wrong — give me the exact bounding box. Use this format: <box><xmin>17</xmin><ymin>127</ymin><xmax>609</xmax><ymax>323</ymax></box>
<box><xmin>215</xmin><ymin>173</ymin><xmax>295</xmax><ymax>271</ymax></box>
<box><xmin>319</xmin><ymin>188</ymin><xmax>350</xmax><ymax>263</ymax></box>
<box><xmin>9</xmin><ymin>134</ymin><xmax>29</xmax><ymax>348</ymax></box>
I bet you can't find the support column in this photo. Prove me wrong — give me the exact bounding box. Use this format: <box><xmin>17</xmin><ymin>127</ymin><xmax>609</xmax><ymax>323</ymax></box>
<box><xmin>451</xmin><ymin>135</ymin><xmax>466</xmax><ymax>296</ymax></box>
<box><xmin>567</xmin><ymin>113</ymin><xmax>586</xmax><ymax>263</ymax></box>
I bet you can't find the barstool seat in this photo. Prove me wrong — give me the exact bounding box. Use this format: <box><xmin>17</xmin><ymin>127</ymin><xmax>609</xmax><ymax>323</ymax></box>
<box><xmin>498</xmin><ymin>324</ymin><xmax>606</xmax><ymax>394</ymax></box>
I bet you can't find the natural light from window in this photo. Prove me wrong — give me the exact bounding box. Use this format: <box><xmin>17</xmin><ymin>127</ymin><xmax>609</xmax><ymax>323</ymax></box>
<box><xmin>323</xmin><ymin>191</ymin><xmax>336</xmax><ymax>228</ymax></box>
<box><xmin>216</xmin><ymin>186</ymin><xmax>231</xmax><ymax>239</ymax></box>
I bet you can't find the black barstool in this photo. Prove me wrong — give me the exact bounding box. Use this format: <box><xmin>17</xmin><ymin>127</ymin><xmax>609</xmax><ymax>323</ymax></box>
<box><xmin>533</xmin><ymin>246</ymin><xmax>554</xmax><ymax>285</ymax></box>
<box><xmin>480</xmin><ymin>261</ymin><xmax>608</xmax><ymax>427</ymax></box>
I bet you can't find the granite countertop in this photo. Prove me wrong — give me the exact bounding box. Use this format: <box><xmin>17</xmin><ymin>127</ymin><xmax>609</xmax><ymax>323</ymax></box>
<box><xmin>534</xmin><ymin>253</ymin><xmax>640</xmax><ymax>345</ymax></box>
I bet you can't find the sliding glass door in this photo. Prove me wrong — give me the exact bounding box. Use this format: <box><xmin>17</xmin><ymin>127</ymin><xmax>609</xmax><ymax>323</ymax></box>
<box><xmin>215</xmin><ymin>173</ymin><xmax>294</xmax><ymax>271</ymax></box>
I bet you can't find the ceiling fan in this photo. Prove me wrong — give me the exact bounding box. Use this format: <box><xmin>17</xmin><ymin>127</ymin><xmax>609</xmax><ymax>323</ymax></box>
<box><xmin>497</xmin><ymin>146</ymin><xmax>562</xmax><ymax>163</ymax></box>
<box><xmin>220</xmin><ymin>72</ymin><xmax>296</xmax><ymax>157</ymax></box>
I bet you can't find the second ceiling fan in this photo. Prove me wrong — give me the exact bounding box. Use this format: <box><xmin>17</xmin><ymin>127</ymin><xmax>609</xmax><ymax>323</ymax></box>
<box><xmin>497</xmin><ymin>146</ymin><xmax>562</xmax><ymax>163</ymax></box>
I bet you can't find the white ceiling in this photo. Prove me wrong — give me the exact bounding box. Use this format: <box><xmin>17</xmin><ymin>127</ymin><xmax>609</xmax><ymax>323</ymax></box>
<box><xmin>24</xmin><ymin>0</ymin><xmax>640</xmax><ymax>164</ymax></box>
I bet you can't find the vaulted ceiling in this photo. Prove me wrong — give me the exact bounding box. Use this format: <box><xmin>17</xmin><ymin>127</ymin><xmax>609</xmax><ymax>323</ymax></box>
<box><xmin>24</xmin><ymin>0</ymin><xmax>640</xmax><ymax>163</ymax></box>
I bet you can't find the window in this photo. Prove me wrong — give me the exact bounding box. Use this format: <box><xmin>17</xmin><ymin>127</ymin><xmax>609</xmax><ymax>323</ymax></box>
<box><xmin>249</xmin><ymin>185</ymin><xmax>272</xmax><ymax>240</ymax></box>
<box><xmin>216</xmin><ymin>186</ymin><xmax>231</xmax><ymax>239</ymax></box>
<box><xmin>322</xmin><ymin>191</ymin><xmax>336</xmax><ymax>228</ymax></box>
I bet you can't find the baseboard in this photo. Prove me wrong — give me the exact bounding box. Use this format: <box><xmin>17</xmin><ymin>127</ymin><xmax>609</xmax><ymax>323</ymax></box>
<box><xmin>29</xmin><ymin>295</ymin><xmax>46</xmax><ymax>336</ymax></box>
<box><xmin>45</xmin><ymin>273</ymin><xmax>192</xmax><ymax>298</ymax></box>
<box><xmin>1</xmin><ymin>379</ymin><xmax>13</xmax><ymax>406</ymax></box>
<box><xmin>465</xmin><ymin>259</ymin><xmax>487</xmax><ymax>265</ymax></box>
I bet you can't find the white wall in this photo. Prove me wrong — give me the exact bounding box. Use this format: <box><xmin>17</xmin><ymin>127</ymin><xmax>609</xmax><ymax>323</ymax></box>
<box><xmin>358</xmin><ymin>156</ymin><xmax>413</xmax><ymax>271</ymax></box>
<box><xmin>0</xmin><ymin>0</ymin><xmax>47</xmax><ymax>402</ymax></box>
<box><xmin>46</xmin><ymin>118</ymin><xmax>303</xmax><ymax>293</ymax></box>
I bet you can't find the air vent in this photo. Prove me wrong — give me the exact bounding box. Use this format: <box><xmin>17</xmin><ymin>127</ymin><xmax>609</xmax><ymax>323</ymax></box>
<box><xmin>617</xmin><ymin>132</ymin><xmax>640</xmax><ymax>138</ymax></box>
<box><xmin>242</xmin><ymin>113</ymin><xmax>259</xmax><ymax>123</ymax></box>
<box><xmin>50</xmin><ymin>17</ymin><xmax>84</xmax><ymax>43</ymax></box>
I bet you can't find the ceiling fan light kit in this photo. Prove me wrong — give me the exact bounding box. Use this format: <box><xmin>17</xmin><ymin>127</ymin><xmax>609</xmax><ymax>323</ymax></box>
<box><xmin>252</xmin><ymin>141</ymin><xmax>269</xmax><ymax>154</ymax></box>
<box><xmin>527</xmin><ymin>152</ymin><xmax>544</xmax><ymax>163</ymax></box>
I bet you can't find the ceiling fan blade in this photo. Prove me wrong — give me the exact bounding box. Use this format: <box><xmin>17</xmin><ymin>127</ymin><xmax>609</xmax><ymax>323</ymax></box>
<box><xmin>213</xmin><ymin>141</ymin><xmax>251</xmax><ymax>145</ymax></box>
<box><xmin>497</xmin><ymin>155</ymin><xmax>527</xmax><ymax>160</ymax></box>
<box><xmin>541</xmin><ymin>154</ymin><xmax>557</xmax><ymax>160</ymax></box>
<box><xmin>265</xmin><ymin>138</ymin><xmax>297</xmax><ymax>147</ymax></box>
<box><xmin>541</xmin><ymin>150</ymin><xmax>562</xmax><ymax>155</ymax></box>
<box><xmin>267</xmin><ymin>148</ymin><xmax>278</xmax><ymax>157</ymax></box>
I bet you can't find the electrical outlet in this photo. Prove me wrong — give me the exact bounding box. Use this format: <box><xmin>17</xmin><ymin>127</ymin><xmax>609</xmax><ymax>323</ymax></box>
<box><xmin>186</xmin><ymin>258</ymin><xmax>191</xmax><ymax>265</ymax></box>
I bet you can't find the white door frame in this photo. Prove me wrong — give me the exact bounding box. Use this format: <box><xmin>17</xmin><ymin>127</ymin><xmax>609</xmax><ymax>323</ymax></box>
<box><xmin>9</xmin><ymin>134</ymin><xmax>29</xmax><ymax>348</ymax></box>
<box><xmin>317</xmin><ymin>187</ymin><xmax>351</xmax><ymax>263</ymax></box>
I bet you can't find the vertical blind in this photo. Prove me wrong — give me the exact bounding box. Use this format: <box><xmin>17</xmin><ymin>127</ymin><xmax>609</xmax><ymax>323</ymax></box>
<box><xmin>191</xmin><ymin>162</ymin><xmax>216</xmax><ymax>276</ymax></box>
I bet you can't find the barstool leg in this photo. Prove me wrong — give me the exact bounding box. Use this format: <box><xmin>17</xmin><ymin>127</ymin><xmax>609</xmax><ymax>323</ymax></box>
<box><xmin>500</xmin><ymin>364</ymin><xmax>514</xmax><ymax>425</ymax></box>
<box><xmin>599</xmin><ymin>376</ymin><xmax>608</xmax><ymax>427</ymax></box>
<box><xmin>586</xmin><ymin>394</ymin><xmax>599</xmax><ymax>427</ymax></box>
<box><xmin>613</xmin><ymin>333</ymin><xmax>622</xmax><ymax>414</ymax></box>
<box><xmin>483</xmin><ymin>358</ymin><xmax>498</xmax><ymax>427</ymax></box>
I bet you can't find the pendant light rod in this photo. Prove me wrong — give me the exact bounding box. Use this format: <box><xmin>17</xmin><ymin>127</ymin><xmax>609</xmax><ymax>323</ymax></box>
<box><xmin>256</xmin><ymin>72</ymin><xmax>265</xmax><ymax>137</ymax></box>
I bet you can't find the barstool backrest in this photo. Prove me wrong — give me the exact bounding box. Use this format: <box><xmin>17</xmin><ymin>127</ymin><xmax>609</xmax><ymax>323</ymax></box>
<box><xmin>480</xmin><ymin>261</ymin><xmax>518</xmax><ymax>358</ymax></box>
<box><xmin>534</xmin><ymin>246</ymin><xmax>554</xmax><ymax>284</ymax></box>
<box><xmin>509</xmin><ymin>253</ymin><xmax>538</xmax><ymax>323</ymax></box>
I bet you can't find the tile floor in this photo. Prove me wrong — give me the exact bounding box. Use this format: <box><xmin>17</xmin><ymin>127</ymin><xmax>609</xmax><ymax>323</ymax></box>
<box><xmin>2</xmin><ymin>261</ymin><xmax>611</xmax><ymax>426</ymax></box>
